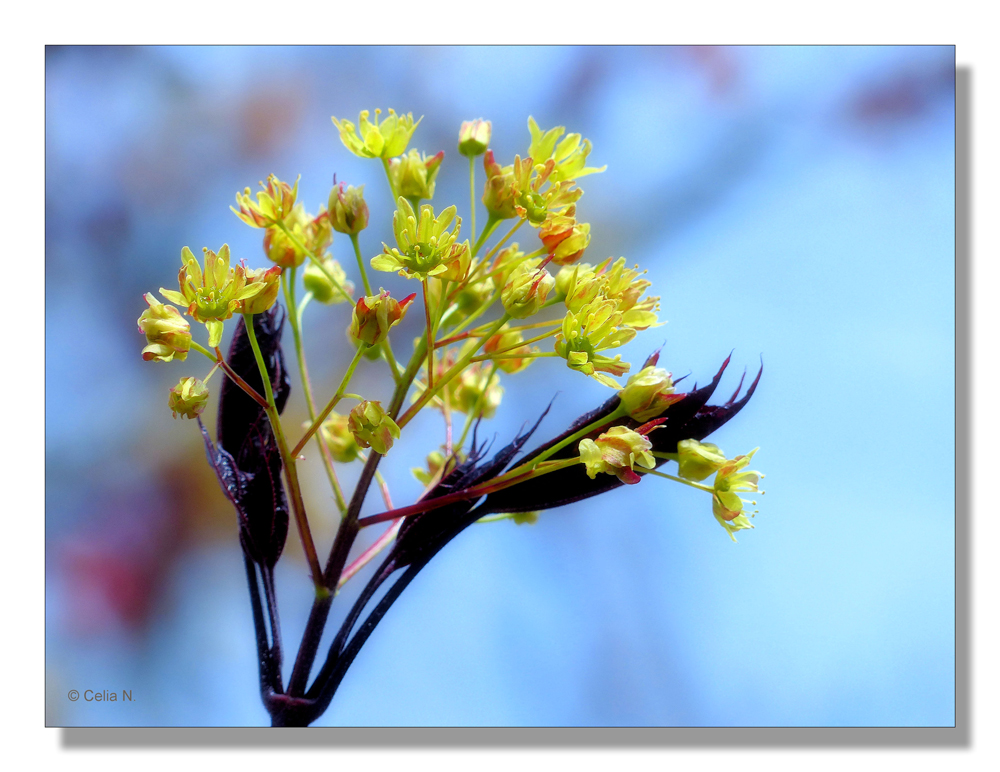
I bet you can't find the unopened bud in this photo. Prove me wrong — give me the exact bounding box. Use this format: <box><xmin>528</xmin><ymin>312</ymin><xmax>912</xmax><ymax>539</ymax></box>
<box><xmin>303</xmin><ymin>258</ymin><xmax>354</xmax><ymax>305</ymax></box>
<box><xmin>458</xmin><ymin>119</ymin><xmax>491</xmax><ymax>157</ymax></box>
<box><xmin>348</xmin><ymin>400</ymin><xmax>401</xmax><ymax>456</ymax></box>
<box><xmin>676</xmin><ymin>439</ymin><xmax>727</xmax><ymax>482</ymax></box>
<box><xmin>501</xmin><ymin>263</ymin><xmax>554</xmax><ymax>319</ymax></box>
<box><xmin>138</xmin><ymin>292</ymin><xmax>191</xmax><ymax>362</ymax></box>
<box><xmin>328</xmin><ymin>183</ymin><xmax>369</xmax><ymax>235</ymax></box>
<box><xmin>349</xmin><ymin>289</ymin><xmax>416</xmax><ymax>347</ymax></box>
<box><xmin>619</xmin><ymin>366</ymin><xmax>684</xmax><ymax>421</ymax></box>
<box><xmin>168</xmin><ymin>376</ymin><xmax>209</xmax><ymax>419</ymax></box>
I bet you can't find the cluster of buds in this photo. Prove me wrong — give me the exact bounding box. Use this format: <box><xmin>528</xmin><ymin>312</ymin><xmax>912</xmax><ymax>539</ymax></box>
<box><xmin>578</xmin><ymin>426</ymin><xmax>656</xmax><ymax>485</ymax></box>
<box><xmin>676</xmin><ymin>440</ymin><xmax>763</xmax><ymax>541</ymax></box>
<box><xmin>372</xmin><ymin>199</ymin><xmax>470</xmax><ymax>280</ymax></box>
<box><xmin>348</xmin><ymin>400</ymin><xmax>400</xmax><ymax>456</ymax></box>
<box><xmin>389</xmin><ymin>149</ymin><xmax>444</xmax><ymax>202</ymax></box>
<box><xmin>332</xmin><ymin>109</ymin><xmax>420</xmax><ymax>160</ymax></box>
<box><xmin>349</xmin><ymin>289</ymin><xmax>416</xmax><ymax>347</ymax></box>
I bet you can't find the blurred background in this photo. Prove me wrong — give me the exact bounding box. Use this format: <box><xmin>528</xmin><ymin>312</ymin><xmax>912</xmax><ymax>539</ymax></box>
<box><xmin>45</xmin><ymin>45</ymin><xmax>955</xmax><ymax>727</ymax></box>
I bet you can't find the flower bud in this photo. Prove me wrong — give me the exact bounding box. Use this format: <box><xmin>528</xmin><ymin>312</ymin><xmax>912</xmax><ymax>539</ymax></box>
<box><xmin>458</xmin><ymin>119</ymin><xmax>492</xmax><ymax>157</ymax></box>
<box><xmin>239</xmin><ymin>266</ymin><xmax>282</xmax><ymax>315</ymax></box>
<box><xmin>501</xmin><ymin>263</ymin><xmax>555</xmax><ymax>319</ymax></box>
<box><xmin>263</xmin><ymin>211</ymin><xmax>307</xmax><ymax>268</ymax></box>
<box><xmin>484</xmin><ymin>328</ymin><xmax>537</xmax><ymax>374</ymax></box>
<box><xmin>303</xmin><ymin>257</ymin><xmax>354</xmax><ymax>304</ymax></box>
<box><xmin>451</xmin><ymin>363</ymin><xmax>504</xmax><ymax>418</ymax></box>
<box><xmin>676</xmin><ymin>439</ymin><xmax>727</xmax><ymax>482</ymax></box>
<box><xmin>138</xmin><ymin>292</ymin><xmax>191</xmax><ymax>362</ymax></box>
<box><xmin>168</xmin><ymin>376</ymin><xmax>209</xmax><ymax>419</ymax></box>
<box><xmin>389</xmin><ymin>149</ymin><xmax>444</xmax><ymax>201</ymax></box>
<box><xmin>349</xmin><ymin>289</ymin><xmax>416</xmax><ymax>347</ymax></box>
<box><xmin>549</xmin><ymin>221</ymin><xmax>590</xmax><ymax>266</ymax></box>
<box><xmin>619</xmin><ymin>366</ymin><xmax>685</xmax><ymax>421</ymax></box>
<box><xmin>482</xmin><ymin>150</ymin><xmax>518</xmax><ymax>220</ymax></box>
<box><xmin>578</xmin><ymin>426</ymin><xmax>655</xmax><ymax>485</ymax></box>
<box><xmin>319</xmin><ymin>412</ymin><xmax>362</xmax><ymax>463</ymax></box>
<box><xmin>328</xmin><ymin>183</ymin><xmax>369</xmax><ymax>235</ymax></box>
<box><xmin>348</xmin><ymin>400</ymin><xmax>401</xmax><ymax>456</ymax></box>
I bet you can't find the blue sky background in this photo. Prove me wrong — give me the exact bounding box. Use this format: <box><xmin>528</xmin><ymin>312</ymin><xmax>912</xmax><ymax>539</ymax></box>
<box><xmin>45</xmin><ymin>45</ymin><xmax>955</xmax><ymax>727</ymax></box>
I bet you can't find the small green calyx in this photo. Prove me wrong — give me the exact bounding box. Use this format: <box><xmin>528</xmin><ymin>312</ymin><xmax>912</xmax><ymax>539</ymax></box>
<box><xmin>168</xmin><ymin>376</ymin><xmax>209</xmax><ymax>419</ymax></box>
<box><xmin>138</xmin><ymin>292</ymin><xmax>191</xmax><ymax>362</ymax></box>
<box><xmin>676</xmin><ymin>439</ymin><xmax>727</xmax><ymax>482</ymax></box>
<box><xmin>578</xmin><ymin>426</ymin><xmax>655</xmax><ymax>485</ymax></box>
<box><xmin>328</xmin><ymin>183</ymin><xmax>369</xmax><ymax>235</ymax></box>
<box><xmin>348</xmin><ymin>400</ymin><xmax>401</xmax><ymax>456</ymax></box>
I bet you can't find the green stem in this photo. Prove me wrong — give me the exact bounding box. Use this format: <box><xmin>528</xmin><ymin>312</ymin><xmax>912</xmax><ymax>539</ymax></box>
<box><xmin>642</xmin><ymin>467</ymin><xmax>715</xmax><ymax>493</ymax></box>
<box><xmin>471</xmin><ymin>213</ymin><xmax>501</xmax><ymax>256</ymax></box>
<box><xmin>292</xmin><ymin>346</ymin><xmax>366</xmax><ymax>458</ymax></box>
<box><xmin>517</xmin><ymin>404</ymin><xmax>629</xmax><ymax>472</ymax></box>
<box><xmin>283</xmin><ymin>271</ymin><xmax>348</xmax><ymax>515</ymax></box>
<box><xmin>397</xmin><ymin>315</ymin><xmax>509</xmax><ymax>430</ymax></box>
<box><xmin>421</xmin><ymin>279</ymin><xmax>435</xmax><ymax>392</ymax></box>
<box><xmin>242</xmin><ymin>313</ymin><xmax>326</xmax><ymax>595</ymax></box>
<box><xmin>382</xmin><ymin>158</ymin><xmax>397</xmax><ymax>203</ymax></box>
<box><xmin>349</xmin><ymin>232</ymin><xmax>373</xmax><ymax>296</ymax></box>
<box><xmin>468</xmin><ymin>155</ymin><xmax>477</xmax><ymax>246</ymax></box>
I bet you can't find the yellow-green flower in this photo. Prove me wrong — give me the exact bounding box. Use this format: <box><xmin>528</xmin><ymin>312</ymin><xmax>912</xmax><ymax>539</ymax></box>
<box><xmin>348</xmin><ymin>400</ymin><xmax>401</xmax><ymax>456</ymax></box>
<box><xmin>578</xmin><ymin>426</ymin><xmax>655</xmax><ymax>485</ymax></box>
<box><xmin>319</xmin><ymin>412</ymin><xmax>362</xmax><ymax>463</ymax></box>
<box><xmin>618</xmin><ymin>366</ymin><xmax>684</xmax><ymax>421</ymax></box>
<box><xmin>137</xmin><ymin>292</ymin><xmax>191</xmax><ymax>362</ymax></box>
<box><xmin>500</xmin><ymin>262</ymin><xmax>555</xmax><ymax>319</ymax></box>
<box><xmin>711</xmin><ymin>448</ymin><xmax>762</xmax><ymax>541</ymax></box>
<box><xmin>240</xmin><ymin>266</ymin><xmax>282</xmax><ymax>315</ymax></box>
<box><xmin>458</xmin><ymin>119</ymin><xmax>491</xmax><ymax>157</ymax></box>
<box><xmin>168</xmin><ymin>376</ymin><xmax>209</xmax><ymax>419</ymax></box>
<box><xmin>554</xmin><ymin>296</ymin><xmax>635</xmax><ymax>387</ymax></box>
<box><xmin>527</xmin><ymin>116</ymin><xmax>606</xmax><ymax>182</ymax></box>
<box><xmin>159</xmin><ymin>245</ymin><xmax>265</xmax><ymax>347</ymax></box>
<box><xmin>601</xmin><ymin>257</ymin><xmax>660</xmax><ymax>330</ymax></box>
<box><xmin>371</xmin><ymin>198</ymin><xmax>465</xmax><ymax>280</ymax></box>
<box><xmin>232</xmin><ymin>174</ymin><xmax>300</xmax><ymax>228</ymax></box>
<box><xmin>303</xmin><ymin>257</ymin><xmax>354</xmax><ymax>305</ymax></box>
<box><xmin>389</xmin><ymin>149</ymin><xmax>444</xmax><ymax>201</ymax></box>
<box><xmin>332</xmin><ymin>109</ymin><xmax>420</xmax><ymax>159</ymax></box>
